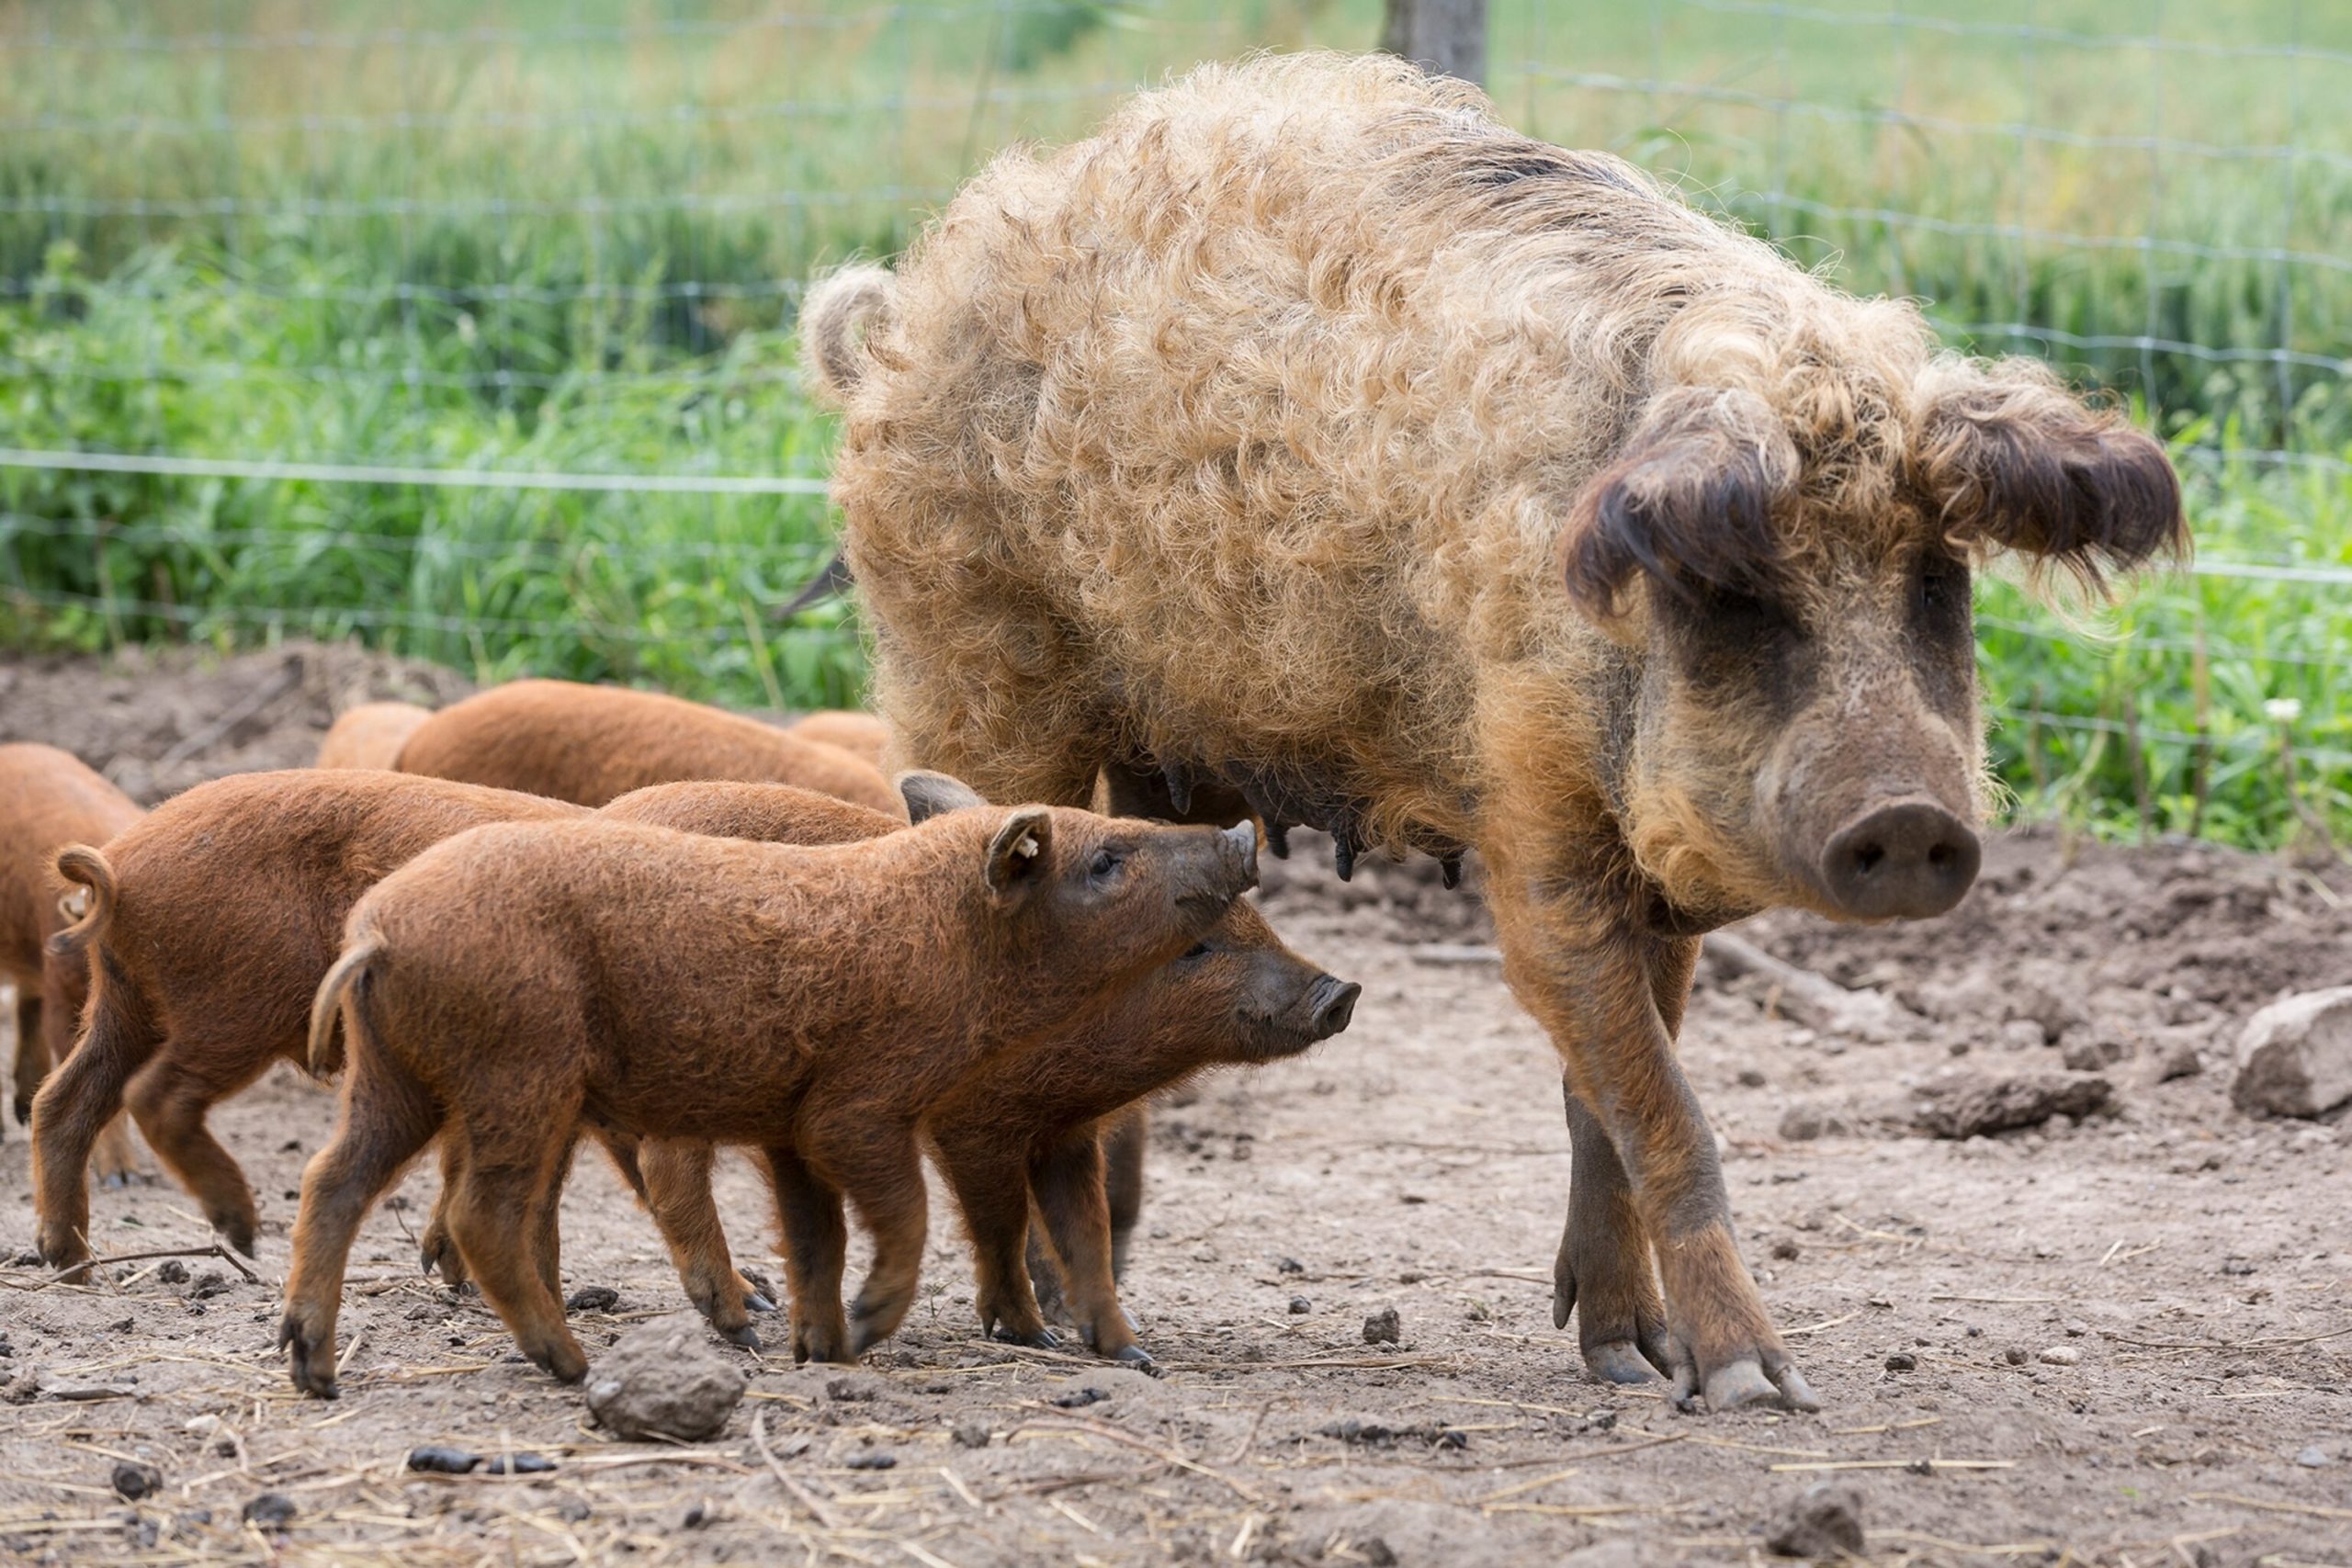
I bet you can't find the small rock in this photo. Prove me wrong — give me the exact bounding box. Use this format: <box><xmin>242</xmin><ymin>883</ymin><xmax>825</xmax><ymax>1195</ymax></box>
<box><xmin>680</xmin><ymin>1501</ymin><xmax>712</xmax><ymax>1529</ymax></box>
<box><xmin>1363</xmin><ymin>1307</ymin><xmax>1401</xmax><ymax>1346</ymax></box>
<box><xmin>1763</xmin><ymin>1483</ymin><xmax>1865</xmax><ymax>1558</ymax></box>
<box><xmin>156</xmin><ymin>1260</ymin><xmax>188</xmax><ymax>1286</ymax></box>
<box><xmin>1883</xmin><ymin>1352</ymin><xmax>1917</xmax><ymax>1372</ymax></box>
<box><xmin>1999</xmin><ymin>1019</ymin><xmax>2048</xmax><ymax>1052</ymax></box>
<box><xmin>2039</xmin><ymin>1345</ymin><xmax>2081</xmax><ymax>1367</ymax></box>
<box><xmin>1777</xmin><ymin>1106</ymin><xmax>1827</xmax><ymax>1143</ymax></box>
<box><xmin>111</xmin><ymin>1461</ymin><xmax>163</xmax><ymax>1501</ymax></box>
<box><xmin>2063</xmin><ymin>1319</ymin><xmax>2089</xmax><ymax>1337</ymax></box>
<box><xmin>405</xmin><ymin>1446</ymin><xmax>481</xmax><ymax>1474</ymax></box>
<box><xmin>1736</xmin><ymin>1068</ymin><xmax>1769</xmax><ymax>1088</ymax></box>
<box><xmin>564</xmin><ymin>1286</ymin><xmax>620</xmax><ymax>1314</ymax></box>
<box><xmin>2004</xmin><ymin>1347</ymin><xmax>2031</xmax><ymax>1365</ymax></box>
<box><xmin>2297</xmin><ymin>1446</ymin><xmax>2330</xmax><ymax>1468</ymax></box>
<box><xmin>241</xmin><ymin>1494</ymin><xmax>296</xmax><ymax>1529</ymax></box>
<box><xmin>2150</xmin><ymin>1040</ymin><xmax>2203</xmax><ymax>1083</ymax></box>
<box><xmin>844</xmin><ymin>1452</ymin><xmax>897</xmax><ymax>1471</ymax></box>
<box><xmin>1276</xmin><ymin>1257</ymin><xmax>1305</xmax><ymax>1274</ymax></box>
<box><xmin>2233</xmin><ymin>987</ymin><xmax>2352</xmax><ymax>1118</ymax></box>
<box><xmin>555</xmin><ymin>1496</ymin><xmax>591</xmax><ymax>1523</ymax></box>
<box><xmin>584</xmin><ymin>1313</ymin><xmax>748</xmax><ymax>1442</ymax></box>
<box><xmin>1363</xmin><ymin>1539</ymin><xmax>1398</xmax><ymax>1568</ymax></box>
<box><xmin>951</xmin><ymin>1422</ymin><xmax>990</xmax><ymax>1450</ymax></box>
<box><xmin>1913</xmin><ymin>1073</ymin><xmax>2111</xmax><ymax>1139</ymax></box>
<box><xmin>1770</xmin><ymin>1238</ymin><xmax>1802</xmax><ymax>1261</ymax></box>
<box><xmin>1288</xmin><ymin>1296</ymin><xmax>1312</xmax><ymax>1314</ymax></box>
<box><xmin>481</xmin><ymin>1453</ymin><xmax>557</xmax><ymax>1475</ymax></box>
<box><xmin>1051</xmin><ymin>1387</ymin><xmax>1109</xmax><ymax>1409</ymax></box>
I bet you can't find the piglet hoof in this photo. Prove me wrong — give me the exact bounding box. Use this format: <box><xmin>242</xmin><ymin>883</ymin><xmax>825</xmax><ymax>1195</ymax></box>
<box><xmin>12</xmin><ymin>1100</ymin><xmax>29</xmax><ymax>1126</ymax></box>
<box><xmin>1111</xmin><ymin>1344</ymin><xmax>1157</xmax><ymax>1373</ymax></box>
<box><xmin>527</xmin><ymin>1341</ymin><xmax>590</xmax><ymax>1385</ymax></box>
<box><xmin>744</xmin><ymin>1292</ymin><xmax>776</xmax><ymax>1314</ymax></box>
<box><xmin>277</xmin><ymin>1317</ymin><xmax>339</xmax><ymax>1401</ymax></box>
<box><xmin>990</xmin><ymin>1325</ymin><xmax>1059</xmax><ymax>1350</ymax></box>
<box><xmin>35</xmin><ymin>1229</ymin><xmax>92</xmax><ymax>1273</ymax></box>
<box><xmin>98</xmin><ymin>1169</ymin><xmax>137</xmax><ymax>1190</ymax></box>
<box><xmin>1583</xmin><ymin>1338</ymin><xmax>1668</xmax><ymax>1387</ymax></box>
<box><xmin>738</xmin><ymin>1270</ymin><xmax>778</xmax><ymax>1314</ymax></box>
<box><xmin>720</xmin><ymin>1323</ymin><xmax>763</xmax><ymax>1351</ymax></box>
<box><xmin>218</xmin><ymin>1218</ymin><xmax>258</xmax><ymax>1260</ymax></box>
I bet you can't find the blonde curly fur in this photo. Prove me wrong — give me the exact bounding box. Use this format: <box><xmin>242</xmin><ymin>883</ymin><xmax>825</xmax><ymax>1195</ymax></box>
<box><xmin>822</xmin><ymin>52</ymin><xmax>2181</xmax><ymax>918</ymax></box>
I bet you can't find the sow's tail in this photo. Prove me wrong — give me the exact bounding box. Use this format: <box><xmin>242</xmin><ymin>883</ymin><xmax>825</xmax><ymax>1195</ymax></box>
<box><xmin>308</xmin><ymin>937</ymin><xmax>384</xmax><ymax>1078</ymax></box>
<box><xmin>44</xmin><ymin>845</ymin><xmax>117</xmax><ymax>959</ymax></box>
<box><xmin>798</xmin><ymin>262</ymin><xmax>896</xmax><ymax>406</ymax></box>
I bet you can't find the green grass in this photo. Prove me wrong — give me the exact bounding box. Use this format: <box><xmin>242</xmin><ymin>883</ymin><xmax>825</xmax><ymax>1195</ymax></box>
<box><xmin>1</xmin><ymin>0</ymin><xmax>2346</xmax><ymax>849</ymax></box>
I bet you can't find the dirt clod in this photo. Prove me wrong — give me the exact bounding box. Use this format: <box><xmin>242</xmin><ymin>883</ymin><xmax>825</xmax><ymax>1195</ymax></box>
<box><xmin>1363</xmin><ymin>1307</ymin><xmax>1401</xmax><ymax>1345</ymax></box>
<box><xmin>951</xmin><ymin>1422</ymin><xmax>990</xmax><ymax>1450</ymax></box>
<box><xmin>2039</xmin><ymin>1345</ymin><xmax>2082</xmax><ymax>1367</ymax></box>
<box><xmin>1289</xmin><ymin>1295</ymin><xmax>1312</xmax><ymax>1314</ymax></box>
<box><xmin>1911</xmin><ymin>1073</ymin><xmax>2112</xmax><ymax>1138</ymax></box>
<box><xmin>583</xmin><ymin>1314</ymin><xmax>747</xmax><ymax>1442</ymax></box>
<box><xmin>2232</xmin><ymin>986</ymin><xmax>2352</xmax><ymax>1118</ymax></box>
<box><xmin>564</xmin><ymin>1286</ymin><xmax>620</xmax><ymax>1314</ymax></box>
<box><xmin>1763</xmin><ymin>1483</ymin><xmax>1865</xmax><ymax>1558</ymax></box>
<box><xmin>405</xmin><ymin>1447</ymin><xmax>481</xmax><ymax>1474</ymax></box>
<box><xmin>241</xmin><ymin>1494</ymin><xmax>296</xmax><ymax>1529</ymax></box>
<box><xmin>109</xmin><ymin>1462</ymin><xmax>161</xmax><ymax>1501</ymax></box>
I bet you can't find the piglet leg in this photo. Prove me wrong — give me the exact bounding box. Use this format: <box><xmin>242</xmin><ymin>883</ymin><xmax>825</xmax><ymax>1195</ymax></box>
<box><xmin>638</xmin><ymin>1137</ymin><xmax>764</xmax><ymax>1346</ymax></box>
<box><xmin>763</xmin><ymin>1144</ymin><xmax>852</xmax><ymax>1363</ymax></box>
<box><xmin>1029</xmin><ymin>1131</ymin><xmax>1150</xmax><ymax>1365</ymax></box>
<box><xmin>818</xmin><ymin>1126</ymin><xmax>931</xmax><ymax>1356</ymax></box>
<box><xmin>928</xmin><ymin>1122</ymin><xmax>1060</xmax><ymax>1349</ymax></box>
<box><xmin>29</xmin><ymin>976</ymin><xmax>161</xmax><ymax>1269</ymax></box>
<box><xmin>281</xmin><ymin>1051</ymin><xmax>440</xmax><ymax>1398</ymax></box>
<box><xmin>121</xmin><ymin>1043</ymin><xmax>271</xmax><ymax>1258</ymax></box>
<box><xmin>441</xmin><ymin>1128</ymin><xmax>587</xmax><ymax>1384</ymax></box>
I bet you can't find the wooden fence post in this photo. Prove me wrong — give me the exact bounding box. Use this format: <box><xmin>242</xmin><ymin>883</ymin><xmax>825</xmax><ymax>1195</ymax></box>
<box><xmin>1378</xmin><ymin>0</ymin><xmax>1487</xmax><ymax>86</ymax></box>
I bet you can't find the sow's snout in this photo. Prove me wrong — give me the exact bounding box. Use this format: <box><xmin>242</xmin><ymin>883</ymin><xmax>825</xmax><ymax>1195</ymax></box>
<box><xmin>1816</xmin><ymin>795</ymin><xmax>1980</xmax><ymax>920</ymax></box>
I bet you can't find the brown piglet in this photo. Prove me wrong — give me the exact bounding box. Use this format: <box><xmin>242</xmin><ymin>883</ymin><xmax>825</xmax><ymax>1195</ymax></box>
<box><xmin>30</xmin><ymin>770</ymin><xmax>914</xmax><ymax>1273</ymax></box>
<box><xmin>416</xmin><ymin>775</ymin><xmax>1355</xmax><ymax>1368</ymax></box>
<box><xmin>0</xmin><ymin>743</ymin><xmax>142</xmax><ymax>1179</ymax></box>
<box><xmin>285</xmin><ymin>799</ymin><xmax>1259</xmax><ymax>1394</ymax></box>
<box><xmin>397</xmin><ymin>679</ymin><xmax>902</xmax><ymax>817</ymax></box>
<box><xmin>314</xmin><ymin>702</ymin><xmax>432</xmax><ymax>770</ymax></box>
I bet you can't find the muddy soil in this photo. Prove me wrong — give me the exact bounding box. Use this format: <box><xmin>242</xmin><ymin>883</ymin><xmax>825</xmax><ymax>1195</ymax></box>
<box><xmin>2</xmin><ymin>643</ymin><xmax>2348</xmax><ymax>1566</ymax></box>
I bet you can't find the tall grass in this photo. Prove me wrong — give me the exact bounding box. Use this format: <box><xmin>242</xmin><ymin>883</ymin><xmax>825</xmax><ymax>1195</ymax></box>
<box><xmin>1</xmin><ymin>0</ymin><xmax>2346</xmax><ymax>847</ymax></box>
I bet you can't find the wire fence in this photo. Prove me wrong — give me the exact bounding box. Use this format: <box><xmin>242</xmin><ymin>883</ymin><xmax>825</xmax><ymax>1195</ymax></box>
<box><xmin>0</xmin><ymin>0</ymin><xmax>2346</xmax><ymax>844</ymax></box>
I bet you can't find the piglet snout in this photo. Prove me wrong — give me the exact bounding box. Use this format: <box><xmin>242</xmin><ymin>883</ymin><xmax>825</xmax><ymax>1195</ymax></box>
<box><xmin>1304</xmin><ymin>975</ymin><xmax>1360</xmax><ymax>1041</ymax></box>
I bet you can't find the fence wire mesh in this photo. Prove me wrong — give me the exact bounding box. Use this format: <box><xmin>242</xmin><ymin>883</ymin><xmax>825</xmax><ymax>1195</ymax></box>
<box><xmin>0</xmin><ymin>1</ymin><xmax>2346</xmax><ymax>844</ymax></box>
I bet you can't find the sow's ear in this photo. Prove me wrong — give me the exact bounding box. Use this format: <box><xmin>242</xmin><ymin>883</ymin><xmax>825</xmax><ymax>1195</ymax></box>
<box><xmin>983</xmin><ymin>807</ymin><xmax>1054</xmax><ymax>905</ymax></box>
<box><xmin>899</xmin><ymin>770</ymin><xmax>986</xmax><ymax>823</ymax></box>
<box><xmin>1914</xmin><ymin>357</ymin><xmax>2187</xmax><ymax>592</ymax></box>
<box><xmin>1561</xmin><ymin>386</ymin><xmax>1799</xmax><ymax>615</ymax></box>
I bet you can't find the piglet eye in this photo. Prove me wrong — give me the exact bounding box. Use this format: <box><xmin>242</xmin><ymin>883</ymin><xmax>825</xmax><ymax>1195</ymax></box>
<box><xmin>1180</xmin><ymin>941</ymin><xmax>1212</xmax><ymax>960</ymax></box>
<box><xmin>1090</xmin><ymin>848</ymin><xmax>1120</xmax><ymax>877</ymax></box>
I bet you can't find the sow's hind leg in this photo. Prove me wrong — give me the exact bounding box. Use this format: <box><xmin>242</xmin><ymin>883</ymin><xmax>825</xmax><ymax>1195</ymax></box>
<box><xmin>1488</xmin><ymin>867</ymin><xmax>1816</xmax><ymax>1414</ymax></box>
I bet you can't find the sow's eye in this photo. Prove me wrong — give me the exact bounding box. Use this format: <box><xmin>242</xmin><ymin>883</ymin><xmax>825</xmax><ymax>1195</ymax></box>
<box><xmin>1177</xmin><ymin>941</ymin><xmax>1214</xmax><ymax>962</ymax></box>
<box><xmin>1088</xmin><ymin>846</ymin><xmax>1124</xmax><ymax>880</ymax></box>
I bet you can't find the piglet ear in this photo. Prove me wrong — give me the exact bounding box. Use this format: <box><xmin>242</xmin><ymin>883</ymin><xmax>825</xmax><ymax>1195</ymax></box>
<box><xmin>983</xmin><ymin>807</ymin><xmax>1054</xmax><ymax>905</ymax></box>
<box><xmin>1561</xmin><ymin>386</ymin><xmax>1799</xmax><ymax>616</ymax></box>
<box><xmin>899</xmin><ymin>769</ymin><xmax>986</xmax><ymax>823</ymax></box>
<box><xmin>1915</xmin><ymin>357</ymin><xmax>2187</xmax><ymax>592</ymax></box>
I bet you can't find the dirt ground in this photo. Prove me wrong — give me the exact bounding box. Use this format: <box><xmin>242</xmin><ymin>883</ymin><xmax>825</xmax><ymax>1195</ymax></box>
<box><xmin>2</xmin><ymin>642</ymin><xmax>2349</xmax><ymax>1566</ymax></box>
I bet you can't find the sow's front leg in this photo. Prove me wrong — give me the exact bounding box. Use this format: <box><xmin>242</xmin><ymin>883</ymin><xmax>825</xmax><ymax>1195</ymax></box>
<box><xmin>1488</xmin><ymin>863</ymin><xmax>1815</xmax><ymax>1413</ymax></box>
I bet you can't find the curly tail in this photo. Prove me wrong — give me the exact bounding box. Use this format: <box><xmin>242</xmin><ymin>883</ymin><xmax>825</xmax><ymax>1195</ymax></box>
<box><xmin>308</xmin><ymin>936</ymin><xmax>383</xmax><ymax>1078</ymax></box>
<box><xmin>45</xmin><ymin>845</ymin><xmax>117</xmax><ymax>959</ymax></box>
<box><xmin>799</xmin><ymin>263</ymin><xmax>896</xmax><ymax>406</ymax></box>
